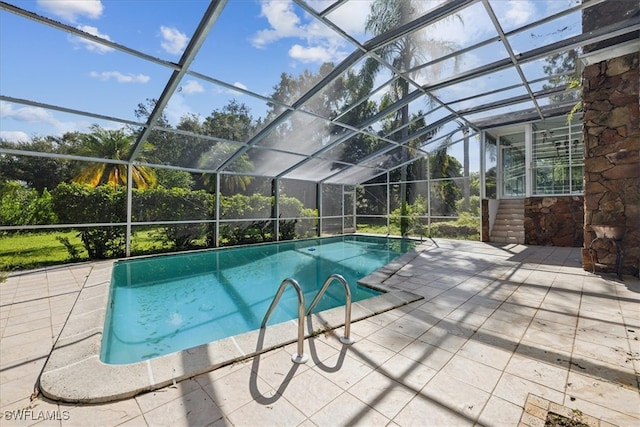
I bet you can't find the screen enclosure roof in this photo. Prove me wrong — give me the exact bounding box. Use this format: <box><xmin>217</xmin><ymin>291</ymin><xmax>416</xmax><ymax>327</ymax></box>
<box><xmin>1</xmin><ymin>0</ymin><xmax>638</xmax><ymax>185</ymax></box>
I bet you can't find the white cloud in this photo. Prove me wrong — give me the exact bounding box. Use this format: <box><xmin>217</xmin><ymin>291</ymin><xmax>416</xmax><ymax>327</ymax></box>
<box><xmin>0</xmin><ymin>130</ymin><xmax>30</xmax><ymax>143</ymax></box>
<box><xmin>160</xmin><ymin>26</ymin><xmax>188</xmax><ymax>55</ymax></box>
<box><xmin>251</xmin><ymin>0</ymin><xmax>350</xmax><ymax>64</ymax></box>
<box><xmin>503</xmin><ymin>0</ymin><xmax>535</xmax><ymax>27</ymax></box>
<box><xmin>323</xmin><ymin>0</ymin><xmax>373</xmax><ymax>37</ymax></box>
<box><xmin>289</xmin><ymin>44</ymin><xmax>334</xmax><ymax>63</ymax></box>
<box><xmin>251</xmin><ymin>1</ymin><xmax>304</xmax><ymax>48</ymax></box>
<box><xmin>71</xmin><ymin>25</ymin><xmax>114</xmax><ymax>53</ymax></box>
<box><xmin>233</xmin><ymin>82</ymin><xmax>248</xmax><ymax>91</ymax></box>
<box><xmin>422</xmin><ymin>3</ymin><xmax>492</xmax><ymax>47</ymax></box>
<box><xmin>37</xmin><ymin>0</ymin><xmax>103</xmax><ymax>23</ymax></box>
<box><xmin>211</xmin><ymin>82</ymin><xmax>249</xmax><ymax>96</ymax></box>
<box><xmin>0</xmin><ymin>101</ymin><xmax>91</xmax><ymax>137</ymax></box>
<box><xmin>302</xmin><ymin>0</ymin><xmax>334</xmax><ymax>12</ymax></box>
<box><xmin>164</xmin><ymin>94</ymin><xmax>192</xmax><ymax>125</ymax></box>
<box><xmin>227</xmin><ymin>82</ymin><xmax>249</xmax><ymax>96</ymax></box>
<box><xmin>545</xmin><ymin>0</ymin><xmax>576</xmax><ymax>15</ymax></box>
<box><xmin>180</xmin><ymin>80</ymin><xmax>204</xmax><ymax>94</ymax></box>
<box><xmin>89</xmin><ymin>71</ymin><xmax>150</xmax><ymax>83</ymax></box>
<box><xmin>1</xmin><ymin>101</ymin><xmax>60</xmax><ymax>126</ymax></box>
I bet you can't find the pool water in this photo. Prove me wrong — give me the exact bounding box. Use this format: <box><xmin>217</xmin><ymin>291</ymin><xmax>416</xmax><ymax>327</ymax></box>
<box><xmin>101</xmin><ymin>235</ymin><xmax>417</xmax><ymax>364</ymax></box>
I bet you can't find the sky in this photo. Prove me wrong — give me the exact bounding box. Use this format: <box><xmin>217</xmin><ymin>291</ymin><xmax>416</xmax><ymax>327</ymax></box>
<box><xmin>0</xmin><ymin>0</ymin><xmax>582</xmax><ymax>144</ymax></box>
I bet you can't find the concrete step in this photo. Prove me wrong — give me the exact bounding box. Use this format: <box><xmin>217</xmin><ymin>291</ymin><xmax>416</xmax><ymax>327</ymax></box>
<box><xmin>490</xmin><ymin>236</ymin><xmax>525</xmax><ymax>244</ymax></box>
<box><xmin>491</xmin><ymin>230</ymin><xmax>525</xmax><ymax>238</ymax></box>
<box><xmin>493</xmin><ymin>218</ymin><xmax>524</xmax><ymax>225</ymax></box>
<box><xmin>492</xmin><ymin>229</ymin><xmax>525</xmax><ymax>237</ymax></box>
<box><xmin>497</xmin><ymin>208</ymin><xmax>524</xmax><ymax>214</ymax></box>
<box><xmin>492</xmin><ymin>223</ymin><xmax>525</xmax><ymax>229</ymax></box>
<box><xmin>507</xmin><ymin>237</ymin><xmax>525</xmax><ymax>244</ymax></box>
<box><xmin>492</xmin><ymin>198</ymin><xmax>525</xmax><ymax>244</ymax></box>
<box><xmin>499</xmin><ymin>199</ymin><xmax>525</xmax><ymax>205</ymax></box>
<box><xmin>495</xmin><ymin>214</ymin><xmax>524</xmax><ymax>221</ymax></box>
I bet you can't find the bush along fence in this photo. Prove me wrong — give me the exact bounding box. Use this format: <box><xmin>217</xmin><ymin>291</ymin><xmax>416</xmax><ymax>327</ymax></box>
<box><xmin>2</xmin><ymin>182</ymin><xmax>318</xmax><ymax>260</ymax></box>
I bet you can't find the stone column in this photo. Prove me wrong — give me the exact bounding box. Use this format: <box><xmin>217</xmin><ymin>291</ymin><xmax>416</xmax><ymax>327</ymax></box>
<box><xmin>481</xmin><ymin>199</ymin><xmax>490</xmax><ymax>242</ymax></box>
<box><xmin>582</xmin><ymin>51</ymin><xmax>639</xmax><ymax>276</ymax></box>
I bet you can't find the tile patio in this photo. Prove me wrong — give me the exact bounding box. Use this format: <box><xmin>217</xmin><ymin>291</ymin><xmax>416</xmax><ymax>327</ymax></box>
<box><xmin>1</xmin><ymin>239</ymin><xmax>638</xmax><ymax>426</ymax></box>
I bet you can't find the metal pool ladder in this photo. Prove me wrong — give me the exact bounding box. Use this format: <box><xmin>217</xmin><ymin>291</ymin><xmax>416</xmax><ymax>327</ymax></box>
<box><xmin>261</xmin><ymin>274</ymin><xmax>355</xmax><ymax>365</ymax></box>
<box><xmin>307</xmin><ymin>274</ymin><xmax>355</xmax><ymax>345</ymax></box>
<box><xmin>261</xmin><ymin>278</ymin><xmax>309</xmax><ymax>364</ymax></box>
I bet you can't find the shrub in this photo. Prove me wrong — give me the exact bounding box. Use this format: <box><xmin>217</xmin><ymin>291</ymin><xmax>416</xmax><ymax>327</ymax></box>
<box><xmin>0</xmin><ymin>181</ymin><xmax>57</xmax><ymax>226</ymax></box>
<box><xmin>455</xmin><ymin>195</ymin><xmax>481</xmax><ymax>216</ymax></box>
<box><xmin>217</xmin><ymin>194</ymin><xmax>318</xmax><ymax>245</ymax></box>
<box><xmin>51</xmin><ymin>183</ymin><xmax>127</xmax><ymax>259</ymax></box>
<box><xmin>218</xmin><ymin>193</ymin><xmax>272</xmax><ymax>245</ymax></box>
<box><xmin>389</xmin><ymin>195</ymin><xmax>427</xmax><ymax>235</ymax></box>
<box><xmin>430</xmin><ymin>213</ymin><xmax>480</xmax><ymax>240</ymax></box>
<box><xmin>56</xmin><ymin>236</ymin><xmax>82</xmax><ymax>261</ymax></box>
<box><xmin>133</xmin><ymin>187</ymin><xmax>213</xmax><ymax>249</ymax></box>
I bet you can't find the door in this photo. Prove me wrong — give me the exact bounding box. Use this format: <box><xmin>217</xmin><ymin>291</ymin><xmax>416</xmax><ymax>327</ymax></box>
<box><xmin>343</xmin><ymin>186</ymin><xmax>355</xmax><ymax>232</ymax></box>
<box><xmin>499</xmin><ymin>132</ymin><xmax>526</xmax><ymax>198</ymax></box>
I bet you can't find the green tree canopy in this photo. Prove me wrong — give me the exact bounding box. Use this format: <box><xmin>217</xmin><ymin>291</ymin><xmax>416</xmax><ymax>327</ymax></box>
<box><xmin>71</xmin><ymin>125</ymin><xmax>157</xmax><ymax>189</ymax></box>
<box><xmin>199</xmin><ymin>100</ymin><xmax>256</xmax><ymax>194</ymax></box>
<box><xmin>0</xmin><ymin>135</ymin><xmax>77</xmax><ymax>193</ymax></box>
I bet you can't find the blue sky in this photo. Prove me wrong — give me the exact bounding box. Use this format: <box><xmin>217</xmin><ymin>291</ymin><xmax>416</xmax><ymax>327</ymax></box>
<box><xmin>0</xmin><ymin>0</ymin><xmax>581</xmax><ymax>144</ymax></box>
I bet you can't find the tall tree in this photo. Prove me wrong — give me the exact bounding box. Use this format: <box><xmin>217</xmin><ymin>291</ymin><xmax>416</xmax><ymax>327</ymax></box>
<box><xmin>363</xmin><ymin>0</ymin><xmax>460</xmax><ymax>234</ymax></box>
<box><xmin>264</xmin><ymin>64</ymin><xmax>362</xmax><ymax>176</ymax></box>
<box><xmin>430</xmin><ymin>148</ymin><xmax>462</xmax><ymax>216</ymax></box>
<box><xmin>134</xmin><ymin>99</ymin><xmax>197</xmax><ymax>189</ymax></box>
<box><xmin>438</xmin><ymin>121</ymin><xmax>471</xmax><ymax>211</ymax></box>
<box><xmin>200</xmin><ymin>100</ymin><xmax>255</xmax><ymax>194</ymax></box>
<box><xmin>0</xmin><ymin>135</ymin><xmax>77</xmax><ymax>192</ymax></box>
<box><xmin>331</xmin><ymin>66</ymin><xmax>387</xmax><ymax>166</ymax></box>
<box><xmin>71</xmin><ymin>125</ymin><xmax>157</xmax><ymax>189</ymax></box>
<box><xmin>542</xmin><ymin>49</ymin><xmax>579</xmax><ymax>103</ymax></box>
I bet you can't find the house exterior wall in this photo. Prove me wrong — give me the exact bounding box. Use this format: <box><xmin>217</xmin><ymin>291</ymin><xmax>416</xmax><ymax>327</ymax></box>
<box><xmin>581</xmin><ymin>51</ymin><xmax>639</xmax><ymax>276</ymax></box>
<box><xmin>524</xmin><ymin>196</ymin><xmax>584</xmax><ymax>247</ymax></box>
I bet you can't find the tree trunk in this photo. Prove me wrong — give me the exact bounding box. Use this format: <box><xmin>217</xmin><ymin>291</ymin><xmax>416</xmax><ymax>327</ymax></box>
<box><xmin>399</xmin><ymin>84</ymin><xmax>410</xmax><ymax>236</ymax></box>
<box><xmin>463</xmin><ymin>127</ymin><xmax>470</xmax><ymax>211</ymax></box>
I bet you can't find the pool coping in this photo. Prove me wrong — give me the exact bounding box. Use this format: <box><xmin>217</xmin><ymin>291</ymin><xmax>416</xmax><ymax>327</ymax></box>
<box><xmin>39</xmin><ymin>239</ymin><xmax>431</xmax><ymax>403</ymax></box>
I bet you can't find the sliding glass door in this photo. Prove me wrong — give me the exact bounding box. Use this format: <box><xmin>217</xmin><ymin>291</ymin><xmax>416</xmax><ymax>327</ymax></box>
<box><xmin>499</xmin><ymin>132</ymin><xmax>526</xmax><ymax>198</ymax></box>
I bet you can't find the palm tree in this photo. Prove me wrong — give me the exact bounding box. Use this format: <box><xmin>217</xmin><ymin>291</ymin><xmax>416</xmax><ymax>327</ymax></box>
<box><xmin>72</xmin><ymin>124</ymin><xmax>157</xmax><ymax>189</ymax></box>
<box><xmin>363</xmin><ymin>0</ymin><xmax>461</xmax><ymax>234</ymax></box>
<box><xmin>199</xmin><ymin>143</ymin><xmax>253</xmax><ymax>194</ymax></box>
<box><xmin>438</xmin><ymin>121</ymin><xmax>471</xmax><ymax>211</ymax></box>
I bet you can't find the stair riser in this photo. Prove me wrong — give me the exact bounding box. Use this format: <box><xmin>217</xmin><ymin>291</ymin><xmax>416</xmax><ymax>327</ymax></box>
<box><xmin>491</xmin><ymin>199</ymin><xmax>525</xmax><ymax>244</ymax></box>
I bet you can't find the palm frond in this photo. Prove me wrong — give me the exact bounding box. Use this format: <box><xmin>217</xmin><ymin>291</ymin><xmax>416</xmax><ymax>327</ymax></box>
<box><xmin>72</xmin><ymin>163</ymin><xmax>105</xmax><ymax>187</ymax></box>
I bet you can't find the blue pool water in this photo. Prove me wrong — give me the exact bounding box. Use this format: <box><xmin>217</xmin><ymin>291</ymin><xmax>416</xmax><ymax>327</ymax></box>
<box><xmin>101</xmin><ymin>235</ymin><xmax>417</xmax><ymax>364</ymax></box>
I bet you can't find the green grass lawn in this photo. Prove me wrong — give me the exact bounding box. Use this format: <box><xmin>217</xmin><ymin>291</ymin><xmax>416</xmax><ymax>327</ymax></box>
<box><xmin>0</xmin><ymin>229</ymin><xmax>172</xmax><ymax>271</ymax></box>
<box><xmin>0</xmin><ymin>231</ymin><xmax>89</xmax><ymax>271</ymax></box>
<box><xmin>357</xmin><ymin>217</ymin><xmax>480</xmax><ymax>241</ymax></box>
<box><xmin>1</xmin><ymin>219</ymin><xmax>479</xmax><ymax>272</ymax></box>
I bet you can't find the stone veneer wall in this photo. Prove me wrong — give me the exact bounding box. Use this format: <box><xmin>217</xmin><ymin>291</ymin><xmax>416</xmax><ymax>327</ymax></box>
<box><xmin>582</xmin><ymin>51</ymin><xmax>639</xmax><ymax>276</ymax></box>
<box><xmin>481</xmin><ymin>199</ymin><xmax>490</xmax><ymax>242</ymax></box>
<box><xmin>524</xmin><ymin>196</ymin><xmax>584</xmax><ymax>247</ymax></box>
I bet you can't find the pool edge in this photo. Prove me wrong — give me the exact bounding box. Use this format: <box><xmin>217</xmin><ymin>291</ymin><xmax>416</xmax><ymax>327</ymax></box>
<box><xmin>39</xmin><ymin>239</ymin><xmax>430</xmax><ymax>403</ymax></box>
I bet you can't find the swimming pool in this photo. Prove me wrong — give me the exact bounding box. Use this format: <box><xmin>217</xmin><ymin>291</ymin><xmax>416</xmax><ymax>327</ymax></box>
<box><xmin>101</xmin><ymin>235</ymin><xmax>418</xmax><ymax>364</ymax></box>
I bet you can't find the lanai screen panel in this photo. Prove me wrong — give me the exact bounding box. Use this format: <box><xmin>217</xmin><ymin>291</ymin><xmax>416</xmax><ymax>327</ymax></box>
<box><xmin>1</xmin><ymin>0</ymin><xmax>637</xmax><ymax>186</ymax></box>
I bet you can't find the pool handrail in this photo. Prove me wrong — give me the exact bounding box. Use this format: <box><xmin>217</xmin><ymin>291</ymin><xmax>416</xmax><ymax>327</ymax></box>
<box><xmin>261</xmin><ymin>277</ymin><xmax>308</xmax><ymax>364</ymax></box>
<box><xmin>306</xmin><ymin>273</ymin><xmax>355</xmax><ymax>345</ymax></box>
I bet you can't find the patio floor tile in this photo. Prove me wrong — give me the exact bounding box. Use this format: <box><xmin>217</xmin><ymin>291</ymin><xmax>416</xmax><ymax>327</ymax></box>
<box><xmin>1</xmin><ymin>240</ymin><xmax>638</xmax><ymax>426</ymax></box>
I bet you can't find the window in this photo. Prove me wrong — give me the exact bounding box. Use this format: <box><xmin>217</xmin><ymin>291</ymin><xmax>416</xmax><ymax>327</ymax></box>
<box><xmin>532</xmin><ymin>118</ymin><xmax>583</xmax><ymax>195</ymax></box>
